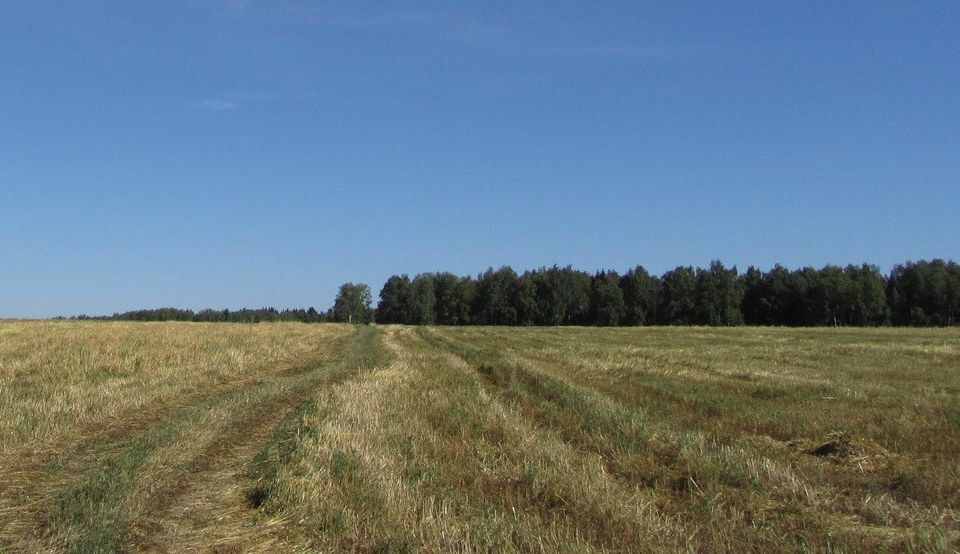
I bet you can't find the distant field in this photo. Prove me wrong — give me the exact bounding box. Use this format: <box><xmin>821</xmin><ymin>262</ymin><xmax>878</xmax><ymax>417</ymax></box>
<box><xmin>0</xmin><ymin>322</ymin><xmax>957</xmax><ymax>552</ymax></box>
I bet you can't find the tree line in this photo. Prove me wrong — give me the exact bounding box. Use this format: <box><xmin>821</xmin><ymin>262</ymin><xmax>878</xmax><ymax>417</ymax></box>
<box><xmin>70</xmin><ymin>306</ymin><xmax>330</xmax><ymax>323</ymax></box>
<box><xmin>369</xmin><ymin>259</ymin><xmax>959</xmax><ymax>327</ymax></box>
<box><xmin>68</xmin><ymin>259</ymin><xmax>958</xmax><ymax>327</ymax></box>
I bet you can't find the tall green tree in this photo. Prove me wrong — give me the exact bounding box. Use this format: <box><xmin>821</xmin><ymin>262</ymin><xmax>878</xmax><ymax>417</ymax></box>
<box><xmin>845</xmin><ymin>264</ymin><xmax>890</xmax><ymax>325</ymax></box>
<box><xmin>694</xmin><ymin>261</ymin><xmax>744</xmax><ymax>325</ymax></box>
<box><xmin>514</xmin><ymin>272</ymin><xmax>539</xmax><ymax>326</ymax></box>
<box><xmin>473</xmin><ymin>267</ymin><xmax>520</xmax><ymax>325</ymax></box>
<box><xmin>408</xmin><ymin>274</ymin><xmax>437</xmax><ymax>325</ymax></box>
<box><xmin>433</xmin><ymin>273</ymin><xmax>475</xmax><ymax>325</ymax></box>
<box><xmin>530</xmin><ymin>266</ymin><xmax>591</xmax><ymax>325</ymax></box>
<box><xmin>620</xmin><ymin>266</ymin><xmax>657</xmax><ymax>325</ymax></box>
<box><xmin>888</xmin><ymin>259</ymin><xmax>960</xmax><ymax>326</ymax></box>
<box><xmin>763</xmin><ymin>265</ymin><xmax>809</xmax><ymax>326</ymax></box>
<box><xmin>660</xmin><ymin>266</ymin><xmax>696</xmax><ymax>324</ymax></box>
<box><xmin>589</xmin><ymin>270</ymin><xmax>625</xmax><ymax>326</ymax></box>
<box><xmin>332</xmin><ymin>282</ymin><xmax>373</xmax><ymax>323</ymax></box>
<box><xmin>376</xmin><ymin>275</ymin><xmax>412</xmax><ymax>324</ymax></box>
<box><xmin>740</xmin><ymin>266</ymin><xmax>765</xmax><ymax>325</ymax></box>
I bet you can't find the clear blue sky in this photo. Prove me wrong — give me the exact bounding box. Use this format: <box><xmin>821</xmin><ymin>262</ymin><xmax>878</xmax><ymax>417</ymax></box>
<box><xmin>1</xmin><ymin>1</ymin><xmax>958</xmax><ymax>318</ymax></box>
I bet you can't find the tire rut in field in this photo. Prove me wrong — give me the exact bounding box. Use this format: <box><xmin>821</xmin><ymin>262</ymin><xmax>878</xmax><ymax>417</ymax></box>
<box><xmin>0</xmin><ymin>366</ymin><xmax>315</xmax><ymax>551</ymax></box>
<box><xmin>88</xmin><ymin>326</ymin><xmax>384</xmax><ymax>553</ymax></box>
<box><xmin>125</xmin><ymin>371</ymin><xmax>336</xmax><ymax>553</ymax></box>
<box><xmin>32</xmin><ymin>372</ymin><xmax>337</xmax><ymax>552</ymax></box>
<box><xmin>0</xmin><ymin>336</ymin><xmax>356</xmax><ymax>552</ymax></box>
<box><xmin>1</xmin><ymin>354</ymin><xmax>329</xmax><ymax>493</ymax></box>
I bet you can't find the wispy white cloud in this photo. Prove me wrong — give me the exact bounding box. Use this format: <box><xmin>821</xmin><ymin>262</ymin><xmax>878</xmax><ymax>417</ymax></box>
<box><xmin>537</xmin><ymin>44</ymin><xmax>686</xmax><ymax>61</ymax></box>
<box><xmin>220</xmin><ymin>3</ymin><xmax>688</xmax><ymax>65</ymax></box>
<box><xmin>195</xmin><ymin>91</ymin><xmax>312</xmax><ymax>111</ymax></box>
<box><xmin>198</xmin><ymin>98</ymin><xmax>237</xmax><ymax>111</ymax></box>
<box><xmin>224</xmin><ymin>1</ymin><xmax>437</xmax><ymax>29</ymax></box>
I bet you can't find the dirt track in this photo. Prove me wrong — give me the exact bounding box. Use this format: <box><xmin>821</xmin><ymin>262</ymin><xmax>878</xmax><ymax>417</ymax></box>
<box><xmin>0</xmin><ymin>329</ymin><xmax>368</xmax><ymax>552</ymax></box>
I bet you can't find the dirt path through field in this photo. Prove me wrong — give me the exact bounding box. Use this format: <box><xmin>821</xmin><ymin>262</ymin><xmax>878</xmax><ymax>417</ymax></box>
<box><xmin>124</xmin><ymin>328</ymin><xmax>387</xmax><ymax>552</ymax></box>
<box><xmin>0</xmin><ymin>366</ymin><xmax>310</xmax><ymax>549</ymax></box>
<box><xmin>0</xmin><ymin>328</ymin><xmax>372</xmax><ymax>552</ymax></box>
<box><xmin>125</xmin><ymin>370</ymin><xmax>332</xmax><ymax>553</ymax></box>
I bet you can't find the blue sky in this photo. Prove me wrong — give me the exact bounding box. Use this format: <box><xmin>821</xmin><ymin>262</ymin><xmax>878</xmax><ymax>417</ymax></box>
<box><xmin>1</xmin><ymin>1</ymin><xmax>958</xmax><ymax>317</ymax></box>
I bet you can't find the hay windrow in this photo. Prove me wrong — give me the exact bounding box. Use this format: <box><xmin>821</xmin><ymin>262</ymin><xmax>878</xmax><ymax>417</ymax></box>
<box><xmin>0</xmin><ymin>322</ymin><xmax>957</xmax><ymax>551</ymax></box>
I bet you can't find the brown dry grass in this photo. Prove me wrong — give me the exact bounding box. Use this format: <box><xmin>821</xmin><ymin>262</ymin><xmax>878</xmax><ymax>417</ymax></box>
<box><xmin>253</xmin><ymin>325</ymin><xmax>960</xmax><ymax>552</ymax></box>
<box><xmin>428</xmin><ymin>326</ymin><xmax>960</xmax><ymax>551</ymax></box>
<box><xmin>0</xmin><ymin>322</ymin><xmax>957</xmax><ymax>552</ymax></box>
<box><xmin>0</xmin><ymin>320</ymin><xmax>350</xmax><ymax>454</ymax></box>
<box><xmin>0</xmin><ymin>320</ymin><xmax>353</xmax><ymax>552</ymax></box>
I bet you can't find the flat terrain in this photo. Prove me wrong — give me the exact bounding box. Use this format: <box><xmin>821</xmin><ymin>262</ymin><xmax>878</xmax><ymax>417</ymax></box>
<box><xmin>0</xmin><ymin>322</ymin><xmax>957</xmax><ymax>552</ymax></box>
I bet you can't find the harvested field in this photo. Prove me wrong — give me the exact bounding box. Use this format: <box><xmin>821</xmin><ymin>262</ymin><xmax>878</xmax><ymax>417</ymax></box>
<box><xmin>0</xmin><ymin>322</ymin><xmax>957</xmax><ymax>552</ymax></box>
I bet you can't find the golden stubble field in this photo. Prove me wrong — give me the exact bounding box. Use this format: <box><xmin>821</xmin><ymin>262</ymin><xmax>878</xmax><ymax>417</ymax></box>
<box><xmin>0</xmin><ymin>321</ymin><xmax>957</xmax><ymax>552</ymax></box>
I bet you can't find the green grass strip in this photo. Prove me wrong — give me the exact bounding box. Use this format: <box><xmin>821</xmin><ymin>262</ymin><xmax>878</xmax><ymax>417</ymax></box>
<box><xmin>418</xmin><ymin>328</ymin><xmax>649</xmax><ymax>455</ymax></box>
<box><xmin>247</xmin><ymin>325</ymin><xmax>389</xmax><ymax>515</ymax></box>
<box><xmin>44</xmin><ymin>328</ymin><xmax>370</xmax><ymax>553</ymax></box>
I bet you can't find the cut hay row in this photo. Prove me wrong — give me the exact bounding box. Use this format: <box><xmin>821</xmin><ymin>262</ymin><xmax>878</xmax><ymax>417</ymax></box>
<box><xmin>0</xmin><ymin>322</ymin><xmax>956</xmax><ymax>551</ymax></box>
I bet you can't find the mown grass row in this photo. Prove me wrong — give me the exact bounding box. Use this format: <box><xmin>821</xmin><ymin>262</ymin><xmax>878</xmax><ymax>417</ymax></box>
<box><xmin>422</xmin><ymin>328</ymin><xmax>807</xmax><ymax>550</ymax></box>
<box><xmin>476</xmin><ymin>326</ymin><xmax>960</xmax><ymax>517</ymax></box>
<box><xmin>242</xmin><ymin>325</ymin><xmax>959</xmax><ymax>551</ymax></box>
<box><xmin>247</xmin><ymin>325</ymin><xmax>391</xmax><ymax>516</ymax></box>
<box><xmin>8</xmin><ymin>323</ymin><xmax>958</xmax><ymax>552</ymax></box>
<box><xmin>41</xmin><ymin>328</ymin><xmax>361</xmax><ymax>553</ymax></box>
<box><xmin>0</xmin><ymin>322</ymin><xmax>351</xmax><ymax>455</ymax></box>
<box><xmin>435</xmin><ymin>326</ymin><xmax>960</xmax><ymax>552</ymax></box>
<box><xmin>416</xmin><ymin>328</ymin><xmax>652</xmax><ymax>469</ymax></box>
<box><xmin>46</xmin><ymin>397</ymin><xmax>214</xmax><ymax>552</ymax></box>
<box><xmin>245</xmin><ymin>327</ymin><xmax>690</xmax><ymax>551</ymax></box>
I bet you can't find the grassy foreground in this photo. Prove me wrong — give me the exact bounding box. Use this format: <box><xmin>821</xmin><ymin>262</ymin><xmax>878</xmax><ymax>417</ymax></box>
<box><xmin>0</xmin><ymin>322</ymin><xmax>957</xmax><ymax>552</ymax></box>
